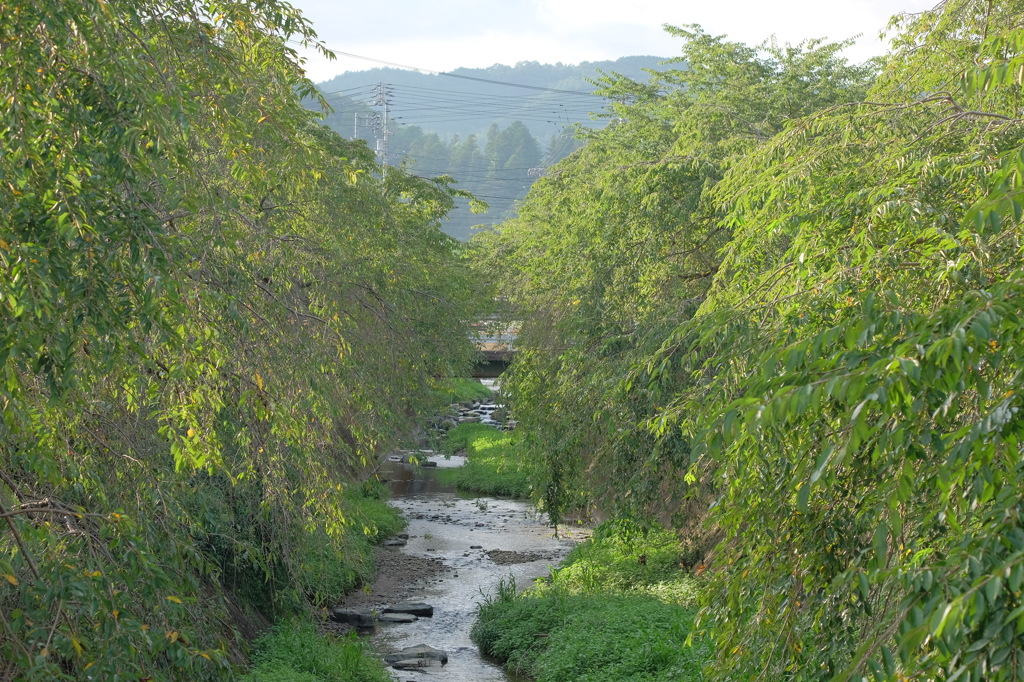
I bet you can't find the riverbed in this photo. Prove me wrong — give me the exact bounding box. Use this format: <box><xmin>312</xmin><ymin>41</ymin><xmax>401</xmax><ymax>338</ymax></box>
<box><xmin>351</xmin><ymin>452</ymin><xmax>584</xmax><ymax>681</ymax></box>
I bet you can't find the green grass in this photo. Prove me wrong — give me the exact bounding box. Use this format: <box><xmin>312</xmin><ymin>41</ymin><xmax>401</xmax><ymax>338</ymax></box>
<box><xmin>442</xmin><ymin>423</ymin><xmax>531</xmax><ymax>498</ymax></box>
<box><xmin>471</xmin><ymin>518</ymin><xmax>709</xmax><ymax>681</ymax></box>
<box><xmin>431</xmin><ymin>377</ymin><xmax>494</xmax><ymax>403</ymax></box>
<box><xmin>239</xmin><ymin>621</ymin><xmax>391</xmax><ymax>682</ymax></box>
<box><xmin>553</xmin><ymin>518</ymin><xmax>701</xmax><ymax>604</ymax></box>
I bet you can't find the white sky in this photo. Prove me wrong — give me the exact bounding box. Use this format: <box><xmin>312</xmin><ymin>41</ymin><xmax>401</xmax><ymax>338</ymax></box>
<box><xmin>289</xmin><ymin>0</ymin><xmax>940</xmax><ymax>82</ymax></box>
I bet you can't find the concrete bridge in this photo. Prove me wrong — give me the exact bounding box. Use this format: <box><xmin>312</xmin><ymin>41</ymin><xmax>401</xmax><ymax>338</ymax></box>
<box><xmin>472</xmin><ymin>324</ymin><xmax>517</xmax><ymax>378</ymax></box>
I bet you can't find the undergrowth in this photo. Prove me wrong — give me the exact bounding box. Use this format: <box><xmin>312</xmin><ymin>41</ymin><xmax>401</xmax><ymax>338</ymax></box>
<box><xmin>239</xmin><ymin>621</ymin><xmax>390</xmax><ymax>682</ymax></box>
<box><xmin>442</xmin><ymin>423</ymin><xmax>531</xmax><ymax>497</ymax></box>
<box><xmin>472</xmin><ymin>518</ymin><xmax>709</xmax><ymax>681</ymax></box>
<box><xmin>296</xmin><ymin>481</ymin><xmax>405</xmax><ymax>607</ymax></box>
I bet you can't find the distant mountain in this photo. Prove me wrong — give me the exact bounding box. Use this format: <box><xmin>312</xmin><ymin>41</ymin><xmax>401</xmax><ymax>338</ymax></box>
<box><xmin>310</xmin><ymin>56</ymin><xmax>669</xmax><ymax>240</ymax></box>
<box><xmin>314</xmin><ymin>56</ymin><xmax>666</xmax><ymax>140</ymax></box>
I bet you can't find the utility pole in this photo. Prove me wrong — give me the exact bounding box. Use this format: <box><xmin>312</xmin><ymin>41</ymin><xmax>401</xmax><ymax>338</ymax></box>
<box><xmin>372</xmin><ymin>83</ymin><xmax>393</xmax><ymax>174</ymax></box>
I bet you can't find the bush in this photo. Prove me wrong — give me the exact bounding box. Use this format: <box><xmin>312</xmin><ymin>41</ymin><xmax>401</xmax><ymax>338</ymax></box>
<box><xmin>473</xmin><ymin>582</ymin><xmax>707</xmax><ymax>681</ymax></box>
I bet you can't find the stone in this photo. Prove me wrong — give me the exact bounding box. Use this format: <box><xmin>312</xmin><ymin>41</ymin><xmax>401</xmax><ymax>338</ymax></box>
<box><xmin>378</xmin><ymin>612</ymin><xmax>417</xmax><ymax>624</ymax></box>
<box><xmin>382</xmin><ymin>538</ymin><xmax>407</xmax><ymax>547</ymax></box>
<box><xmin>470</xmin><ymin>545</ymin><xmax>483</xmax><ymax>549</ymax></box>
<box><xmin>384</xmin><ymin>602</ymin><xmax>434</xmax><ymax>617</ymax></box>
<box><xmin>392</xmin><ymin>659</ymin><xmax>431</xmax><ymax>670</ymax></box>
<box><xmin>330</xmin><ymin>608</ymin><xmax>375</xmax><ymax>628</ymax></box>
<box><xmin>384</xmin><ymin>644</ymin><xmax>448</xmax><ymax>666</ymax></box>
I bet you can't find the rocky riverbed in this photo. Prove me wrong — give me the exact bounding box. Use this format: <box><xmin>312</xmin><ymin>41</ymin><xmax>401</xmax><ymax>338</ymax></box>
<box><xmin>429</xmin><ymin>397</ymin><xmax>517</xmax><ymax>434</ymax></box>
<box><xmin>336</xmin><ymin>452</ymin><xmax>586</xmax><ymax>681</ymax></box>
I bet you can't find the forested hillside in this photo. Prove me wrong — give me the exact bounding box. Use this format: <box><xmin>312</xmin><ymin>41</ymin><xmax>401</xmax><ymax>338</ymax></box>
<box><xmin>475</xmin><ymin>2</ymin><xmax>1024</xmax><ymax>679</ymax></box>
<box><xmin>311</xmin><ymin>58</ymin><xmax>664</xmax><ymax>240</ymax></box>
<box><xmin>0</xmin><ymin>1</ymin><xmax>485</xmax><ymax>679</ymax></box>
<box><xmin>315</xmin><ymin>57</ymin><xmax>663</xmax><ymax>139</ymax></box>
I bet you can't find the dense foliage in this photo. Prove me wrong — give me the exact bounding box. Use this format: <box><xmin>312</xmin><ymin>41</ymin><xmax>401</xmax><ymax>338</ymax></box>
<box><xmin>0</xmin><ymin>1</ymin><xmax>484</xmax><ymax>679</ymax></box>
<box><xmin>476</xmin><ymin>1</ymin><xmax>1024</xmax><ymax>678</ymax></box>
<box><xmin>475</xmin><ymin>23</ymin><xmax>876</xmax><ymax>525</ymax></box>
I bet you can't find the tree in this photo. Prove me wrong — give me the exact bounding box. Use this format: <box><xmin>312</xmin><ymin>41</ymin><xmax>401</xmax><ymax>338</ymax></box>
<box><xmin>473</xmin><ymin>25</ymin><xmax>875</xmax><ymax>523</ymax></box>
<box><xmin>0</xmin><ymin>1</ymin><xmax>484</xmax><ymax>678</ymax></box>
<box><xmin>481</xmin><ymin>2</ymin><xmax>1024</xmax><ymax>679</ymax></box>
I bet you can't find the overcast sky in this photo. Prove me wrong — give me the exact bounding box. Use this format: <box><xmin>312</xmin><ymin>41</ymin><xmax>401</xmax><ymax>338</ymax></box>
<box><xmin>289</xmin><ymin>0</ymin><xmax>939</xmax><ymax>83</ymax></box>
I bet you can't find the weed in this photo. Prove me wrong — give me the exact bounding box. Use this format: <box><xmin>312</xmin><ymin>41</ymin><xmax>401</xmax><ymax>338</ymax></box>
<box><xmin>478</xmin><ymin>573</ymin><xmax>518</xmax><ymax>608</ymax></box>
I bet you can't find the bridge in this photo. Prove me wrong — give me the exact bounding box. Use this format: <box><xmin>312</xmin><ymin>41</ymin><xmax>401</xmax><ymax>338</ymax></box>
<box><xmin>472</xmin><ymin>323</ymin><xmax>517</xmax><ymax>378</ymax></box>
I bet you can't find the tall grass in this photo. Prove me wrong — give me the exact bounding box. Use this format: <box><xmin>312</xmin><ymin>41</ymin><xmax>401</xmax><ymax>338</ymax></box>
<box><xmin>240</xmin><ymin>621</ymin><xmax>390</xmax><ymax>682</ymax></box>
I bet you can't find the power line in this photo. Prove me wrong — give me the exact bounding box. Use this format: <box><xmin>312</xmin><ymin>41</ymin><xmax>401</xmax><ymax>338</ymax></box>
<box><xmin>292</xmin><ymin>42</ymin><xmax>608</xmax><ymax>98</ymax></box>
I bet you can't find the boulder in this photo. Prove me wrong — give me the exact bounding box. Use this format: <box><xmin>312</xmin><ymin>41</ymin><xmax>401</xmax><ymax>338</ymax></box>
<box><xmin>391</xmin><ymin>658</ymin><xmax>432</xmax><ymax>670</ymax></box>
<box><xmin>330</xmin><ymin>608</ymin><xmax>375</xmax><ymax>628</ymax></box>
<box><xmin>383</xmin><ymin>644</ymin><xmax>448</xmax><ymax>666</ymax></box>
<box><xmin>378</xmin><ymin>612</ymin><xmax>417</xmax><ymax>624</ymax></box>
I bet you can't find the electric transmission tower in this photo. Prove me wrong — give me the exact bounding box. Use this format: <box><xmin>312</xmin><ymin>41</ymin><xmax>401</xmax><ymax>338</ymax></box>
<box><xmin>372</xmin><ymin>83</ymin><xmax>393</xmax><ymax>173</ymax></box>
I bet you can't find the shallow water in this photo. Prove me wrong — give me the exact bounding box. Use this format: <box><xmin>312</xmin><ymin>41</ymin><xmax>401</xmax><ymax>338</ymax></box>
<box><xmin>373</xmin><ymin>455</ymin><xmax>582</xmax><ymax>681</ymax></box>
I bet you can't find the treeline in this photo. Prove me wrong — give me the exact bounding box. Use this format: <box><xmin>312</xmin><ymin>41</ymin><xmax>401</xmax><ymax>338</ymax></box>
<box><xmin>0</xmin><ymin>1</ymin><xmax>484</xmax><ymax>680</ymax></box>
<box><xmin>391</xmin><ymin>122</ymin><xmax>580</xmax><ymax>240</ymax></box>
<box><xmin>476</xmin><ymin>2</ymin><xmax>1024</xmax><ymax>679</ymax></box>
<box><xmin>316</xmin><ymin>102</ymin><xmax>583</xmax><ymax>240</ymax></box>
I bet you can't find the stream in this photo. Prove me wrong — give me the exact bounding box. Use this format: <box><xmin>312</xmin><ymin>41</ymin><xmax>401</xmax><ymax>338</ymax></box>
<box><xmin>367</xmin><ymin>451</ymin><xmax>583</xmax><ymax>681</ymax></box>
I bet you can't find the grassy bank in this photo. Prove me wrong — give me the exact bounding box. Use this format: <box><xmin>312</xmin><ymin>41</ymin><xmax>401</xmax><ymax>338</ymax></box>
<box><xmin>472</xmin><ymin>518</ymin><xmax>709</xmax><ymax>681</ymax></box>
<box><xmin>441</xmin><ymin>423</ymin><xmax>531</xmax><ymax>498</ymax></box>
<box><xmin>298</xmin><ymin>481</ymin><xmax>405</xmax><ymax>605</ymax></box>
<box><xmin>430</xmin><ymin>377</ymin><xmax>495</xmax><ymax>404</ymax></box>
<box><xmin>240</xmin><ymin>621</ymin><xmax>390</xmax><ymax>682</ymax></box>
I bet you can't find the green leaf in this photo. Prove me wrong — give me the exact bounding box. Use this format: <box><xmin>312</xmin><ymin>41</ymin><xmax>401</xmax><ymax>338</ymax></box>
<box><xmin>874</xmin><ymin>523</ymin><xmax>889</xmax><ymax>567</ymax></box>
<box><xmin>797</xmin><ymin>483</ymin><xmax>811</xmax><ymax>511</ymax></box>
